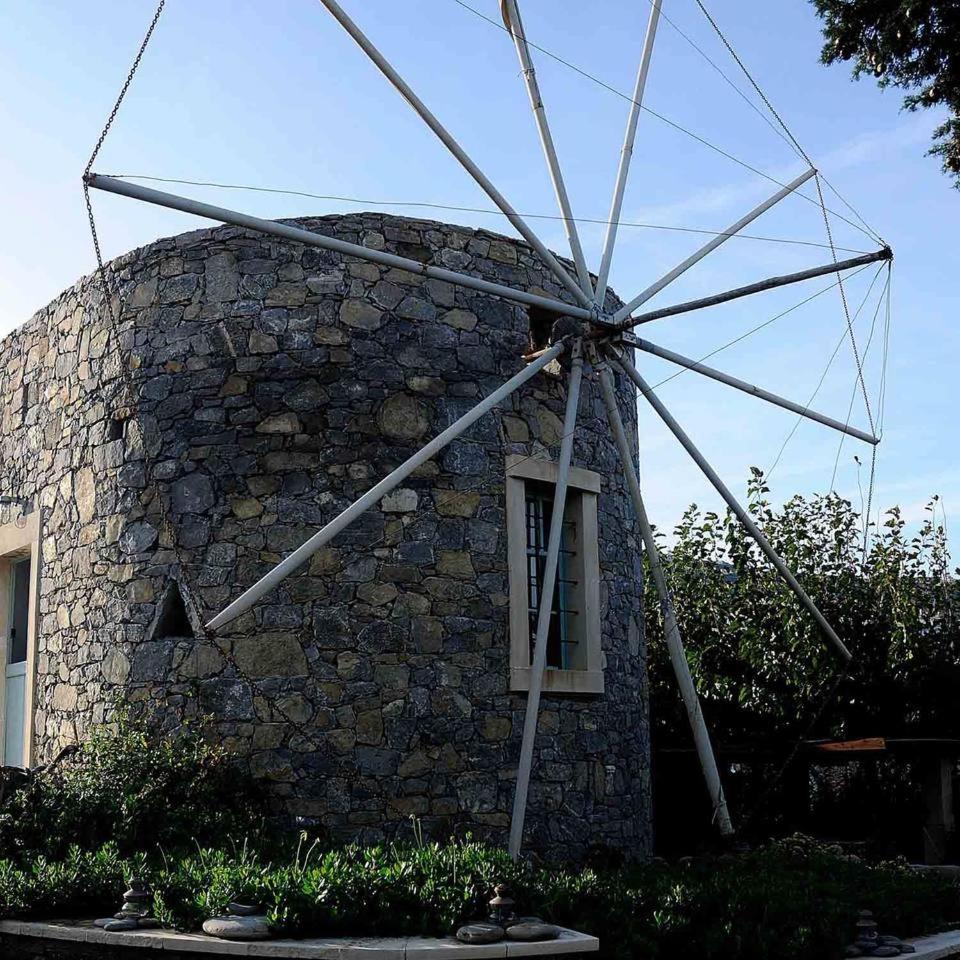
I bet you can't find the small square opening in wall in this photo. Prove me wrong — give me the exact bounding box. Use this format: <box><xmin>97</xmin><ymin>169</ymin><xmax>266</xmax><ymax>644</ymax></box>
<box><xmin>108</xmin><ymin>418</ymin><xmax>126</xmax><ymax>442</ymax></box>
<box><xmin>526</xmin><ymin>305</ymin><xmax>558</xmax><ymax>354</ymax></box>
<box><xmin>506</xmin><ymin>454</ymin><xmax>603</xmax><ymax>695</ymax></box>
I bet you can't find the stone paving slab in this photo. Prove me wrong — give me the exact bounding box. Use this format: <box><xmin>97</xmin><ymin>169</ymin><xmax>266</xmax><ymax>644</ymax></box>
<box><xmin>906</xmin><ymin>930</ymin><xmax>960</xmax><ymax>959</ymax></box>
<box><xmin>0</xmin><ymin>920</ymin><xmax>599</xmax><ymax>959</ymax></box>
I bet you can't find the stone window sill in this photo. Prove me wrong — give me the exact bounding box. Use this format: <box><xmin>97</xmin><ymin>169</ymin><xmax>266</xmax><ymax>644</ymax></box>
<box><xmin>510</xmin><ymin>667</ymin><xmax>604</xmax><ymax>696</ymax></box>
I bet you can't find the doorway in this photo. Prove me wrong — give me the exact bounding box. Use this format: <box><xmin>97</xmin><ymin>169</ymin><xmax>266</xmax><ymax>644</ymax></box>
<box><xmin>4</xmin><ymin>558</ymin><xmax>30</xmax><ymax>767</ymax></box>
<box><xmin>0</xmin><ymin>512</ymin><xmax>39</xmax><ymax>769</ymax></box>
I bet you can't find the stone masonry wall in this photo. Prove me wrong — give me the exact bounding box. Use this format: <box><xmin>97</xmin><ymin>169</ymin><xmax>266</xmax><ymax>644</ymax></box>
<box><xmin>0</xmin><ymin>213</ymin><xmax>650</xmax><ymax>860</ymax></box>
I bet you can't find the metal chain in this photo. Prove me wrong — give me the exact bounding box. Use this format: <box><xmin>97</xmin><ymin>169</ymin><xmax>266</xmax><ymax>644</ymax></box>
<box><xmin>816</xmin><ymin>180</ymin><xmax>875</xmax><ymax>435</ymax></box>
<box><xmin>692</xmin><ymin>0</ymin><xmax>886</xmax><ymax>246</ymax></box>
<box><xmin>813</xmin><ymin>174</ymin><xmax>880</xmax><ymax>559</ymax></box>
<box><xmin>82</xmin><ymin>0</ymin><xmax>166</xmax><ymax>325</ymax></box>
<box><xmin>693</xmin><ymin>0</ymin><xmax>809</xmax><ymax>165</ymax></box>
<box><xmin>830</xmin><ymin>268</ymin><xmax>889</xmax><ymax>490</ymax></box>
<box><xmin>449</xmin><ymin>0</ymin><xmax>879</xmax><ymax>244</ymax></box>
<box><xmin>84</xmin><ymin>0</ymin><xmax>166</xmax><ymax>180</ymax></box>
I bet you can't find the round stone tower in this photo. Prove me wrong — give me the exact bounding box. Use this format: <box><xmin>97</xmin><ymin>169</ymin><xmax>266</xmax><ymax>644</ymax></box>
<box><xmin>0</xmin><ymin>213</ymin><xmax>649</xmax><ymax>860</ymax></box>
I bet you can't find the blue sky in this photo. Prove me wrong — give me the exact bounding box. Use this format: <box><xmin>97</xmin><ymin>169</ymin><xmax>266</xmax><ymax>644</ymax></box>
<box><xmin>0</xmin><ymin>0</ymin><xmax>956</xmax><ymax>540</ymax></box>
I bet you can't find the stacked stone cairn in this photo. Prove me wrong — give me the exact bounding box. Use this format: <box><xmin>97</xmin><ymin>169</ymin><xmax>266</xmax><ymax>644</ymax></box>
<box><xmin>94</xmin><ymin>879</ymin><xmax>160</xmax><ymax>932</ymax></box>
<box><xmin>202</xmin><ymin>902</ymin><xmax>271</xmax><ymax>941</ymax></box>
<box><xmin>456</xmin><ymin>884</ymin><xmax>559</xmax><ymax>944</ymax></box>
<box><xmin>845</xmin><ymin>910</ymin><xmax>916</xmax><ymax>957</ymax></box>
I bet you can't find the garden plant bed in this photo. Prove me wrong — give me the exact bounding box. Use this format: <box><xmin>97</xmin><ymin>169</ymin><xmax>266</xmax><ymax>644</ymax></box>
<box><xmin>4</xmin><ymin>720</ymin><xmax>960</xmax><ymax>960</ymax></box>
<box><xmin>0</xmin><ymin>921</ymin><xmax>598</xmax><ymax>959</ymax></box>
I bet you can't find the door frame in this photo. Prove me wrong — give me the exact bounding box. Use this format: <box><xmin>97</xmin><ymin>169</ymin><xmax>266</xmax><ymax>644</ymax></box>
<box><xmin>0</xmin><ymin>511</ymin><xmax>41</xmax><ymax>768</ymax></box>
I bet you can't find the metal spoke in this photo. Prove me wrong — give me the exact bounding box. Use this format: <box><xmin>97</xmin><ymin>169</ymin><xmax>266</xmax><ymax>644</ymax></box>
<box><xmin>509</xmin><ymin>341</ymin><xmax>585</xmax><ymax>859</ymax></box>
<box><xmin>207</xmin><ymin>341</ymin><xmax>568</xmax><ymax>631</ymax></box>
<box><xmin>596</xmin><ymin>359</ymin><xmax>733</xmax><ymax>836</ymax></box>
<box><xmin>614</xmin><ymin>247</ymin><xmax>891</xmax><ymax>332</ymax></box>
<box><xmin>595</xmin><ymin>0</ymin><xmax>664</xmax><ymax>307</ymax></box>
<box><xmin>317</xmin><ymin>0</ymin><xmax>592</xmax><ymax>310</ymax></box>
<box><xmin>502</xmin><ymin>0</ymin><xmax>593</xmax><ymax>299</ymax></box>
<box><xmin>86</xmin><ymin>174</ymin><xmax>595</xmax><ymax>322</ymax></box>
<box><xmin>621</xmin><ymin>336</ymin><xmax>879</xmax><ymax>444</ymax></box>
<box><xmin>611</xmin><ymin>348</ymin><xmax>852</xmax><ymax>662</ymax></box>
<box><xmin>612</xmin><ymin>168</ymin><xmax>816</xmax><ymax>324</ymax></box>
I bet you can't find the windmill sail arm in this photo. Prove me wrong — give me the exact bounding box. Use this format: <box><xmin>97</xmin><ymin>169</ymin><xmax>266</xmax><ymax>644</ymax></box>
<box><xmin>596</xmin><ymin>357</ymin><xmax>734</xmax><ymax>836</ymax></box>
<box><xmin>616</xmin><ymin>338</ymin><xmax>879</xmax><ymax>444</ymax></box>
<box><xmin>502</xmin><ymin>0</ymin><xmax>593</xmax><ymax>298</ymax></box>
<box><xmin>509</xmin><ymin>342</ymin><xmax>585</xmax><ymax>858</ymax></box>
<box><xmin>614</xmin><ymin>246</ymin><xmax>892</xmax><ymax>332</ymax></box>
<box><xmin>316</xmin><ymin>0</ymin><xmax>593</xmax><ymax>312</ymax></box>
<box><xmin>595</xmin><ymin>0</ymin><xmax>664</xmax><ymax>307</ymax></box>
<box><xmin>610</xmin><ymin>347</ymin><xmax>853</xmax><ymax>663</ymax></box>
<box><xmin>204</xmin><ymin>340</ymin><xmax>568</xmax><ymax>631</ymax></box>
<box><xmin>85</xmin><ymin>174</ymin><xmax>594</xmax><ymax>322</ymax></box>
<box><xmin>611</xmin><ymin>168</ymin><xmax>817</xmax><ymax>324</ymax></box>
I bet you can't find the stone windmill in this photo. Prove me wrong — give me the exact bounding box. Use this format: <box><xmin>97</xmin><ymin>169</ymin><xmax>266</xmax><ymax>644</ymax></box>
<box><xmin>82</xmin><ymin>0</ymin><xmax>891</xmax><ymax>857</ymax></box>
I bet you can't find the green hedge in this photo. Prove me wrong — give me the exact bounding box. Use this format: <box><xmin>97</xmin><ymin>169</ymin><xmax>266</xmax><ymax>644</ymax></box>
<box><xmin>1</xmin><ymin>837</ymin><xmax>957</xmax><ymax>960</ymax></box>
<box><xmin>1</xmin><ymin>716</ymin><xmax>957</xmax><ymax>959</ymax></box>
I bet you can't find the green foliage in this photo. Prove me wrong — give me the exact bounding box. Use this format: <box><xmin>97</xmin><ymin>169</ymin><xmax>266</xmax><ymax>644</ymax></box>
<box><xmin>150</xmin><ymin>838</ymin><xmax>531</xmax><ymax>935</ymax></box>
<box><xmin>0</xmin><ymin>709</ymin><xmax>264</xmax><ymax>861</ymax></box>
<box><xmin>647</xmin><ymin>473</ymin><xmax>959</xmax><ymax>745</ymax></box>
<box><xmin>0</xmin><ymin>836</ymin><xmax>957</xmax><ymax>960</ymax></box>
<box><xmin>0</xmin><ymin>843</ymin><xmax>133</xmax><ymax>920</ymax></box>
<box><xmin>811</xmin><ymin>0</ymin><xmax>960</xmax><ymax>185</ymax></box>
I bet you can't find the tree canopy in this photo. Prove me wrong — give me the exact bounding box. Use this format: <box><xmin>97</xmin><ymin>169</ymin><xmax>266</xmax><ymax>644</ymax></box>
<box><xmin>812</xmin><ymin>0</ymin><xmax>960</xmax><ymax>186</ymax></box>
<box><xmin>647</xmin><ymin>470</ymin><xmax>960</xmax><ymax>748</ymax></box>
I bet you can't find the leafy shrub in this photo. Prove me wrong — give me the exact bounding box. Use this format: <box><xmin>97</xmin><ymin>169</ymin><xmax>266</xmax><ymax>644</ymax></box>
<box><xmin>0</xmin><ymin>710</ymin><xmax>264</xmax><ymax>861</ymax></box>
<box><xmin>0</xmin><ymin>843</ymin><xmax>132</xmax><ymax>920</ymax></box>
<box><xmin>648</xmin><ymin>475</ymin><xmax>959</xmax><ymax>748</ymax></box>
<box><xmin>2</xmin><ymin>834</ymin><xmax>956</xmax><ymax>960</ymax></box>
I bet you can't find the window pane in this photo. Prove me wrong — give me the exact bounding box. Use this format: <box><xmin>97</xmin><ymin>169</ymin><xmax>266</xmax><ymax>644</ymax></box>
<box><xmin>9</xmin><ymin>559</ymin><xmax>30</xmax><ymax>664</ymax></box>
<box><xmin>524</xmin><ymin>485</ymin><xmax>571</xmax><ymax>670</ymax></box>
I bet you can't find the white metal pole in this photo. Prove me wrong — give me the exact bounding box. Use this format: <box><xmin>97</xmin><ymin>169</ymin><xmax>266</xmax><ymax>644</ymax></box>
<box><xmin>502</xmin><ymin>0</ymin><xmax>593</xmax><ymax>299</ymax></box>
<box><xmin>207</xmin><ymin>341</ymin><xmax>567</xmax><ymax>631</ymax></box>
<box><xmin>611</xmin><ymin>350</ymin><xmax>853</xmax><ymax>662</ymax></box>
<box><xmin>596</xmin><ymin>361</ymin><xmax>734</xmax><ymax>837</ymax></box>
<box><xmin>317</xmin><ymin>0</ymin><xmax>593</xmax><ymax>311</ymax></box>
<box><xmin>612</xmin><ymin>168</ymin><xmax>817</xmax><ymax>324</ymax></box>
<box><xmin>508</xmin><ymin>341</ymin><xmax>585</xmax><ymax>859</ymax></box>
<box><xmin>86</xmin><ymin>174</ymin><xmax>595</xmax><ymax>323</ymax></box>
<box><xmin>623</xmin><ymin>336</ymin><xmax>878</xmax><ymax>444</ymax></box>
<box><xmin>615</xmin><ymin>247</ymin><xmax>892</xmax><ymax>332</ymax></box>
<box><xmin>595</xmin><ymin>0</ymin><xmax>663</xmax><ymax>307</ymax></box>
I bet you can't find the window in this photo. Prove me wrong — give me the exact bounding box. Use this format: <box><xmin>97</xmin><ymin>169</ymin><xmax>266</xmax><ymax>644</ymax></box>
<box><xmin>506</xmin><ymin>454</ymin><xmax>603</xmax><ymax>695</ymax></box>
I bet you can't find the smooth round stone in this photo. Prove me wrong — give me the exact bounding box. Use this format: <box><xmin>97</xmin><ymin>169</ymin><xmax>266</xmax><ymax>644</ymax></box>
<box><xmin>202</xmin><ymin>915</ymin><xmax>271</xmax><ymax>941</ymax></box>
<box><xmin>137</xmin><ymin>918</ymin><xmax>161</xmax><ymax>929</ymax></box>
<box><xmin>227</xmin><ymin>903</ymin><xmax>261</xmax><ymax>916</ymax></box>
<box><xmin>506</xmin><ymin>922</ymin><xmax>560</xmax><ymax>942</ymax></box>
<box><xmin>104</xmin><ymin>919</ymin><xmax>139</xmax><ymax>932</ymax></box>
<box><xmin>872</xmin><ymin>947</ymin><xmax>901</xmax><ymax>958</ymax></box>
<box><xmin>456</xmin><ymin>923</ymin><xmax>505</xmax><ymax>944</ymax></box>
<box><xmin>900</xmin><ymin>945</ymin><xmax>916</xmax><ymax>954</ymax></box>
<box><xmin>93</xmin><ymin>918</ymin><xmax>114</xmax><ymax>928</ymax></box>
